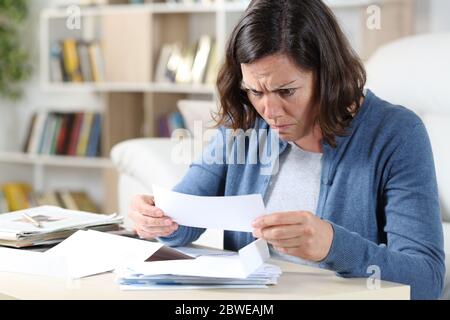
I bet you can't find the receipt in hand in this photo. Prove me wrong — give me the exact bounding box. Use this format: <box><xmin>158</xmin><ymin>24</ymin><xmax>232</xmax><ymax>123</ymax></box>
<box><xmin>152</xmin><ymin>185</ymin><xmax>266</xmax><ymax>232</ymax></box>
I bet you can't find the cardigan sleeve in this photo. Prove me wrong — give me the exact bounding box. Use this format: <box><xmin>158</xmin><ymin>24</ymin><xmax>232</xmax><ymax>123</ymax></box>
<box><xmin>320</xmin><ymin>121</ymin><xmax>446</xmax><ymax>300</ymax></box>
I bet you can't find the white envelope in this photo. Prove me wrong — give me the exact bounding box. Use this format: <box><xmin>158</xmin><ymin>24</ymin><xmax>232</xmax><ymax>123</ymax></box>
<box><xmin>122</xmin><ymin>239</ymin><xmax>271</xmax><ymax>279</ymax></box>
<box><xmin>45</xmin><ymin>230</ymin><xmax>163</xmax><ymax>279</ymax></box>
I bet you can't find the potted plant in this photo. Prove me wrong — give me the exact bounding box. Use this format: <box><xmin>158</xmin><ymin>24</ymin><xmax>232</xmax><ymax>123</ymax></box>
<box><xmin>0</xmin><ymin>0</ymin><xmax>31</xmax><ymax>100</ymax></box>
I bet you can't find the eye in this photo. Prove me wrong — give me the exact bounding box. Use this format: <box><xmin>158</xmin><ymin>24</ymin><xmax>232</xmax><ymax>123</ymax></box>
<box><xmin>246</xmin><ymin>89</ymin><xmax>263</xmax><ymax>97</ymax></box>
<box><xmin>277</xmin><ymin>88</ymin><xmax>297</xmax><ymax>97</ymax></box>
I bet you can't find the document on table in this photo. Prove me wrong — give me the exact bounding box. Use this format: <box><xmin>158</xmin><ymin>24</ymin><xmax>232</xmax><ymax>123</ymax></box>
<box><xmin>44</xmin><ymin>230</ymin><xmax>164</xmax><ymax>279</ymax></box>
<box><xmin>152</xmin><ymin>185</ymin><xmax>266</xmax><ymax>232</ymax></box>
<box><xmin>0</xmin><ymin>247</ymin><xmax>68</xmax><ymax>278</ymax></box>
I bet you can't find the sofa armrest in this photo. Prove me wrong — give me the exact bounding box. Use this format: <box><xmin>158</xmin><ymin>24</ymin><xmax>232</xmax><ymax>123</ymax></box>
<box><xmin>110</xmin><ymin>137</ymin><xmax>224</xmax><ymax>249</ymax></box>
<box><xmin>111</xmin><ymin>138</ymin><xmax>191</xmax><ymax>193</ymax></box>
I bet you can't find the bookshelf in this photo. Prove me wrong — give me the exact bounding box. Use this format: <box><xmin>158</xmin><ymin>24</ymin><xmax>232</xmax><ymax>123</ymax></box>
<box><xmin>0</xmin><ymin>151</ymin><xmax>113</xmax><ymax>169</ymax></box>
<box><xmin>1</xmin><ymin>0</ymin><xmax>411</xmax><ymax>215</ymax></box>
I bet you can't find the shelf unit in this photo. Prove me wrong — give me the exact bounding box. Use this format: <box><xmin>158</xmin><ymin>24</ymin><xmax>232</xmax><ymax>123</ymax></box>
<box><xmin>0</xmin><ymin>0</ymin><xmax>414</xmax><ymax>214</ymax></box>
<box><xmin>0</xmin><ymin>151</ymin><xmax>113</xmax><ymax>169</ymax></box>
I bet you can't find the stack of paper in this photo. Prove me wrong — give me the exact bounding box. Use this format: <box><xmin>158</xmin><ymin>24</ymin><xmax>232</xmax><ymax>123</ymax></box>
<box><xmin>0</xmin><ymin>206</ymin><xmax>123</xmax><ymax>248</ymax></box>
<box><xmin>115</xmin><ymin>239</ymin><xmax>282</xmax><ymax>290</ymax></box>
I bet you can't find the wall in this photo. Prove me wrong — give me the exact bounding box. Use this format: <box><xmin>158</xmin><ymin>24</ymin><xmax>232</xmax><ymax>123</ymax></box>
<box><xmin>429</xmin><ymin>0</ymin><xmax>450</xmax><ymax>32</ymax></box>
<box><xmin>416</xmin><ymin>0</ymin><xmax>450</xmax><ymax>33</ymax></box>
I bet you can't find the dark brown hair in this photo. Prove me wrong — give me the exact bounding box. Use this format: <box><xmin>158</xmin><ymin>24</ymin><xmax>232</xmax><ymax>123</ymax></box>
<box><xmin>216</xmin><ymin>0</ymin><xmax>366</xmax><ymax>147</ymax></box>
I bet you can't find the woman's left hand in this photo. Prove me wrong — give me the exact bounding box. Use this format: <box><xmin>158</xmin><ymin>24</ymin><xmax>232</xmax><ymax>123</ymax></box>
<box><xmin>252</xmin><ymin>211</ymin><xmax>334</xmax><ymax>262</ymax></box>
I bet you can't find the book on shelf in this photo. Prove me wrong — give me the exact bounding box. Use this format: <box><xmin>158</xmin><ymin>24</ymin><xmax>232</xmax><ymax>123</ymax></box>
<box><xmin>49</xmin><ymin>42</ymin><xmax>64</xmax><ymax>82</ymax></box>
<box><xmin>88</xmin><ymin>41</ymin><xmax>105</xmax><ymax>82</ymax></box>
<box><xmin>76</xmin><ymin>111</ymin><xmax>95</xmax><ymax>157</ymax></box>
<box><xmin>23</xmin><ymin>111</ymin><xmax>102</xmax><ymax>158</ymax></box>
<box><xmin>154</xmin><ymin>35</ymin><xmax>218</xmax><ymax>85</ymax></box>
<box><xmin>25</xmin><ymin>112</ymin><xmax>47</xmax><ymax>154</ymax></box>
<box><xmin>205</xmin><ymin>40</ymin><xmax>218</xmax><ymax>85</ymax></box>
<box><xmin>22</xmin><ymin>113</ymin><xmax>37</xmax><ymax>153</ymax></box>
<box><xmin>191</xmin><ymin>35</ymin><xmax>212</xmax><ymax>84</ymax></box>
<box><xmin>175</xmin><ymin>44</ymin><xmax>196</xmax><ymax>84</ymax></box>
<box><xmin>49</xmin><ymin>39</ymin><xmax>105</xmax><ymax>83</ymax></box>
<box><xmin>62</xmin><ymin>39</ymin><xmax>83</xmax><ymax>83</ymax></box>
<box><xmin>1</xmin><ymin>183</ymin><xmax>32</xmax><ymax>212</ymax></box>
<box><xmin>67</xmin><ymin>112</ymin><xmax>84</xmax><ymax>156</ymax></box>
<box><xmin>154</xmin><ymin>43</ymin><xmax>178</xmax><ymax>83</ymax></box>
<box><xmin>157</xmin><ymin>111</ymin><xmax>186</xmax><ymax>137</ymax></box>
<box><xmin>0</xmin><ymin>182</ymin><xmax>101</xmax><ymax>215</ymax></box>
<box><xmin>77</xmin><ymin>41</ymin><xmax>93</xmax><ymax>82</ymax></box>
<box><xmin>0</xmin><ymin>191</ymin><xmax>9</xmax><ymax>213</ymax></box>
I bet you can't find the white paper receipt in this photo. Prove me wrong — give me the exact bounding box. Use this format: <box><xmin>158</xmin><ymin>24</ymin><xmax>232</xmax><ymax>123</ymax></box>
<box><xmin>152</xmin><ymin>185</ymin><xmax>266</xmax><ymax>232</ymax></box>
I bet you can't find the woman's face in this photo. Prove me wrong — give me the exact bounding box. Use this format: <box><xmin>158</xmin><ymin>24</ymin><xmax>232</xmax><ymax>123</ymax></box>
<box><xmin>241</xmin><ymin>54</ymin><xmax>317</xmax><ymax>142</ymax></box>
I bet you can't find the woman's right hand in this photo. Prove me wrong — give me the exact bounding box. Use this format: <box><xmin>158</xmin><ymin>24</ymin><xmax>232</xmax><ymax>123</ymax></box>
<box><xmin>128</xmin><ymin>195</ymin><xmax>179</xmax><ymax>240</ymax></box>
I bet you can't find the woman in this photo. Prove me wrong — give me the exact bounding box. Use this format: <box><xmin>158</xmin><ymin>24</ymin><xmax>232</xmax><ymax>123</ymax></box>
<box><xmin>129</xmin><ymin>0</ymin><xmax>445</xmax><ymax>299</ymax></box>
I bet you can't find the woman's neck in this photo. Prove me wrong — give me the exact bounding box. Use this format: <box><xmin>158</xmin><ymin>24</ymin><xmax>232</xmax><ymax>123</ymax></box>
<box><xmin>293</xmin><ymin>124</ymin><xmax>323</xmax><ymax>153</ymax></box>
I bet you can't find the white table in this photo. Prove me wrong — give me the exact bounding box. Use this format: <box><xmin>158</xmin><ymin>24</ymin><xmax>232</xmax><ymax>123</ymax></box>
<box><xmin>0</xmin><ymin>258</ymin><xmax>409</xmax><ymax>300</ymax></box>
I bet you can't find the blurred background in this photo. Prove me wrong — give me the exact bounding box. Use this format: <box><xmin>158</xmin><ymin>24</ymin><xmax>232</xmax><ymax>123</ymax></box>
<box><xmin>0</xmin><ymin>0</ymin><xmax>449</xmax><ymax>215</ymax></box>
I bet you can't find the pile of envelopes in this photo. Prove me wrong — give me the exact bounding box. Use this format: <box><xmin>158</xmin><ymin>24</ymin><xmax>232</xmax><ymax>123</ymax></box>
<box><xmin>115</xmin><ymin>238</ymin><xmax>282</xmax><ymax>290</ymax></box>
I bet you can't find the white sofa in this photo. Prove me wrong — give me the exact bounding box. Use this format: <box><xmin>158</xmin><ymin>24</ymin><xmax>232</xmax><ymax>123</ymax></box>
<box><xmin>111</xmin><ymin>33</ymin><xmax>450</xmax><ymax>299</ymax></box>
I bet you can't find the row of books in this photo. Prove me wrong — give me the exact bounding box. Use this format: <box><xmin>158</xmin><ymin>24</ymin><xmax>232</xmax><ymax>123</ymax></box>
<box><xmin>23</xmin><ymin>111</ymin><xmax>102</xmax><ymax>157</ymax></box>
<box><xmin>50</xmin><ymin>39</ymin><xmax>105</xmax><ymax>83</ymax></box>
<box><xmin>157</xmin><ymin>111</ymin><xmax>186</xmax><ymax>137</ymax></box>
<box><xmin>0</xmin><ymin>183</ymin><xmax>100</xmax><ymax>213</ymax></box>
<box><xmin>154</xmin><ymin>35</ymin><xmax>218</xmax><ymax>85</ymax></box>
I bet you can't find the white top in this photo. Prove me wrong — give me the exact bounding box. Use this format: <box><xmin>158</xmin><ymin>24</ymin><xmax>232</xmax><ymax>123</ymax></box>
<box><xmin>264</xmin><ymin>142</ymin><xmax>323</xmax><ymax>266</ymax></box>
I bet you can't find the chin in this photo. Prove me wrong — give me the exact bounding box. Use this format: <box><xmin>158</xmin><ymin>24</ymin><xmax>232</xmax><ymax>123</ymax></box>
<box><xmin>276</xmin><ymin>132</ymin><xmax>294</xmax><ymax>141</ymax></box>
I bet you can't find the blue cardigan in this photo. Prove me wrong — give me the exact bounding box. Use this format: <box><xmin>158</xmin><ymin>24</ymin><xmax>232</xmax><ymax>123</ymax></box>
<box><xmin>160</xmin><ymin>90</ymin><xmax>445</xmax><ymax>299</ymax></box>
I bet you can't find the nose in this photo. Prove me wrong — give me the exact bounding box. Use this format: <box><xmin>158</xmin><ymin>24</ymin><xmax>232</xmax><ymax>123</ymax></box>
<box><xmin>261</xmin><ymin>93</ymin><xmax>284</xmax><ymax>120</ymax></box>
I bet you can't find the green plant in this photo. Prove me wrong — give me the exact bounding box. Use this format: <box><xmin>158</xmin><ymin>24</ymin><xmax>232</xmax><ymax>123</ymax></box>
<box><xmin>0</xmin><ymin>0</ymin><xmax>31</xmax><ymax>100</ymax></box>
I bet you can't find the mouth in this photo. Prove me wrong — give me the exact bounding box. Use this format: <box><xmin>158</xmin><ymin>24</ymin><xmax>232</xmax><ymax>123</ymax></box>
<box><xmin>271</xmin><ymin>124</ymin><xmax>293</xmax><ymax>131</ymax></box>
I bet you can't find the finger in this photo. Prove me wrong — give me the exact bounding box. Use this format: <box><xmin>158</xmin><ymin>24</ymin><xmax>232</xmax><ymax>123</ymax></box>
<box><xmin>268</xmin><ymin>236</ymin><xmax>303</xmax><ymax>248</ymax></box>
<box><xmin>138</xmin><ymin>224</ymin><xmax>178</xmax><ymax>238</ymax></box>
<box><xmin>273</xmin><ymin>246</ymin><xmax>299</xmax><ymax>256</ymax></box>
<box><xmin>141</xmin><ymin>207</ymin><xmax>165</xmax><ymax>218</ymax></box>
<box><xmin>142</xmin><ymin>215</ymin><xmax>174</xmax><ymax>227</ymax></box>
<box><xmin>257</xmin><ymin>224</ymin><xmax>311</xmax><ymax>241</ymax></box>
<box><xmin>128</xmin><ymin>210</ymin><xmax>169</xmax><ymax>228</ymax></box>
<box><xmin>252</xmin><ymin>211</ymin><xmax>311</xmax><ymax>228</ymax></box>
<box><xmin>133</xmin><ymin>197</ymin><xmax>161</xmax><ymax>217</ymax></box>
<box><xmin>140</xmin><ymin>223</ymin><xmax>178</xmax><ymax>235</ymax></box>
<box><xmin>140</xmin><ymin>195</ymin><xmax>155</xmax><ymax>205</ymax></box>
<box><xmin>136</xmin><ymin>227</ymin><xmax>154</xmax><ymax>240</ymax></box>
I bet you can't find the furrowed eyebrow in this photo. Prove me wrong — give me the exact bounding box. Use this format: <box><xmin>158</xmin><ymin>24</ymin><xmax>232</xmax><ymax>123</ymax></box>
<box><xmin>273</xmin><ymin>80</ymin><xmax>298</xmax><ymax>90</ymax></box>
<box><xmin>241</xmin><ymin>80</ymin><xmax>298</xmax><ymax>92</ymax></box>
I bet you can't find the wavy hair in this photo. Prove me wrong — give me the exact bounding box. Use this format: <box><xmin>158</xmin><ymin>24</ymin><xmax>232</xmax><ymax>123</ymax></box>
<box><xmin>216</xmin><ymin>0</ymin><xmax>366</xmax><ymax>147</ymax></box>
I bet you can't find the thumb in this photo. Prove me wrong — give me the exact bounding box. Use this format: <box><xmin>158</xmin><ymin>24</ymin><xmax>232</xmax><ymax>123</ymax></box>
<box><xmin>141</xmin><ymin>195</ymin><xmax>155</xmax><ymax>205</ymax></box>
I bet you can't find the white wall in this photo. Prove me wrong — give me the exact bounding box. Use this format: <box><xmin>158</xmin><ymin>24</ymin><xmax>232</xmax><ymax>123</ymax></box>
<box><xmin>416</xmin><ymin>0</ymin><xmax>450</xmax><ymax>34</ymax></box>
<box><xmin>429</xmin><ymin>0</ymin><xmax>450</xmax><ymax>32</ymax></box>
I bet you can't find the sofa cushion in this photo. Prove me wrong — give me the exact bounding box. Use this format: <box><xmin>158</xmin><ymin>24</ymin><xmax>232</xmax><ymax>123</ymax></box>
<box><xmin>177</xmin><ymin>100</ymin><xmax>218</xmax><ymax>139</ymax></box>
<box><xmin>111</xmin><ymin>138</ymin><xmax>191</xmax><ymax>192</ymax></box>
<box><xmin>423</xmin><ymin>114</ymin><xmax>450</xmax><ymax>223</ymax></box>
<box><xmin>365</xmin><ymin>33</ymin><xmax>450</xmax><ymax>117</ymax></box>
<box><xmin>365</xmin><ymin>33</ymin><xmax>450</xmax><ymax>223</ymax></box>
